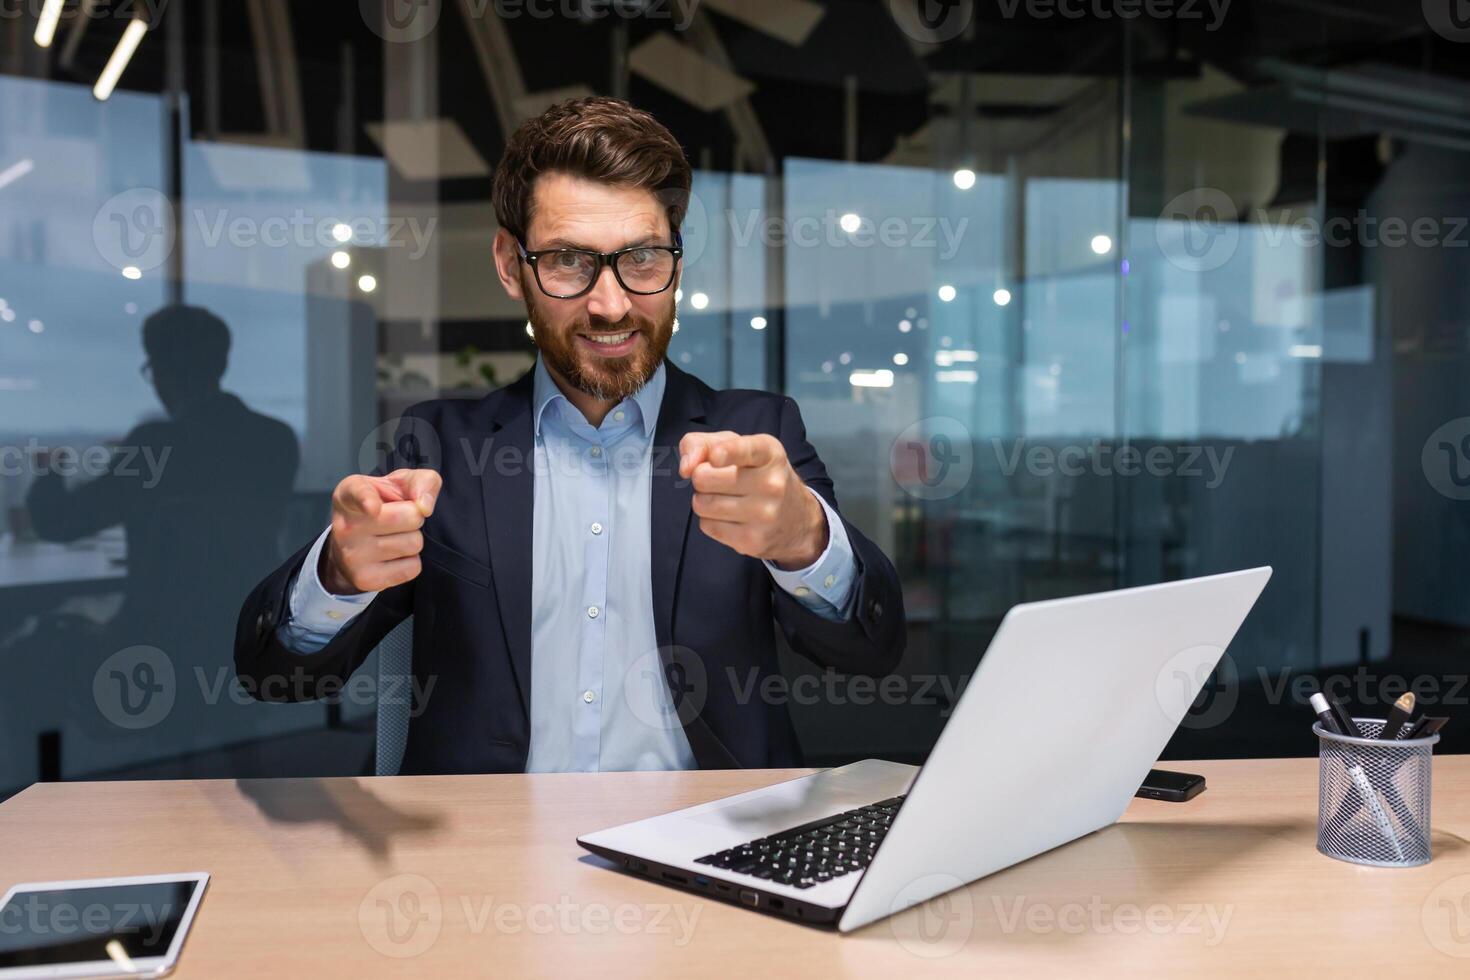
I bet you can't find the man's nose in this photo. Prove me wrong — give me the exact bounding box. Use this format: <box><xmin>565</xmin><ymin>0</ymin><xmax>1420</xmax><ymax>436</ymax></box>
<box><xmin>584</xmin><ymin>265</ymin><xmax>631</xmax><ymax>322</ymax></box>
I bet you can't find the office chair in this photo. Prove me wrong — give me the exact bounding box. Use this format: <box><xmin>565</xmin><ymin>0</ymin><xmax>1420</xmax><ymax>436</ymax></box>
<box><xmin>373</xmin><ymin>616</ymin><xmax>414</xmax><ymax>776</ymax></box>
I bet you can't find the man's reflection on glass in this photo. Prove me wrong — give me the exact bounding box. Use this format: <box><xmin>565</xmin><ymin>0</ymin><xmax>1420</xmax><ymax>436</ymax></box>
<box><xmin>8</xmin><ymin>305</ymin><xmax>300</xmax><ymax>781</ymax></box>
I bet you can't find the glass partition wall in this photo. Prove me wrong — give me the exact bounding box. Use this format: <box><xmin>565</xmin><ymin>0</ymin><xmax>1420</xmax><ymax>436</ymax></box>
<box><xmin>1</xmin><ymin>2</ymin><xmax>1466</xmax><ymax>795</ymax></box>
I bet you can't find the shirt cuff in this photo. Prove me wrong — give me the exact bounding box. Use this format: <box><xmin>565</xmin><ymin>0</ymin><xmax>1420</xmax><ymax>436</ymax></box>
<box><xmin>764</xmin><ymin>488</ymin><xmax>858</xmax><ymax>620</ymax></box>
<box><xmin>278</xmin><ymin>527</ymin><xmax>378</xmax><ymax>653</ymax></box>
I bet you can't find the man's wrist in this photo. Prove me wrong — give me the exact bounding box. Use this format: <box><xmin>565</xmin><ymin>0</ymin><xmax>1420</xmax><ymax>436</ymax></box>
<box><xmin>770</xmin><ymin>488</ymin><xmax>828</xmax><ymax>571</ymax></box>
<box><xmin>317</xmin><ymin>536</ymin><xmax>357</xmax><ymax>596</ymax></box>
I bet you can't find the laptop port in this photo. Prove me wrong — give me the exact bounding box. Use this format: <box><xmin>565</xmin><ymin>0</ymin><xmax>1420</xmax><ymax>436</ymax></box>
<box><xmin>694</xmin><ymin>876</ymin><xmax>710</xmax><ymax>888</ymax></box>
<box><xmin>768</xmin><ymin>899</ymin><xmax>784</xmax><ymax>911</ymax></box>
<box><xmin>661</xmin><ymin>871</ymin><xmax>687</xmax><ymax>885</ymax></box>
<box><xmin>739</xmin><ymin>890</ymin><xmax>759</xmax><ymax>907</ymax></box>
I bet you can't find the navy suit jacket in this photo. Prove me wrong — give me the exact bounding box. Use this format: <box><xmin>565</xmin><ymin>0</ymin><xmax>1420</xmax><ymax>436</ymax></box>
<box><xmin>234</xmin><ymin>361</ymin><xmax>905</xmax><ymax>773</ymax></box>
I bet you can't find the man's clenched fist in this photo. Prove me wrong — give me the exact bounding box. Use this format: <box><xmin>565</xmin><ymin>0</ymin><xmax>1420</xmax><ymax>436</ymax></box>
<box><xmin>320</xmin><ymin>468</ymin><xmax>442</xmax><ymax>594</ymax></box>
<box><xmin>679</xmin><ymin>431</ymin><xmax>827</xmax><ymax>571</ymax></box>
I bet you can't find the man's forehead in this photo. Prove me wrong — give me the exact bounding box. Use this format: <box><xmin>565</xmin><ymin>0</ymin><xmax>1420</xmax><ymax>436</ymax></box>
<box><xmin>526</xmin><ymin>173</ymin><xmax>667</xmax><ymax>243</ymax></box>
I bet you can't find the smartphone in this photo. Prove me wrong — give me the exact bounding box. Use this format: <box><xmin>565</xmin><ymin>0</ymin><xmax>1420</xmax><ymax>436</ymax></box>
<box><xmin>1136</xmin><ymin>768</ymin><xmax>1206</xmax><ymax>802</ymax></box>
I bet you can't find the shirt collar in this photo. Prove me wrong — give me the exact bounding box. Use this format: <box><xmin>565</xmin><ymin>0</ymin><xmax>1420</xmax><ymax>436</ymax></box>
<box><xmin>532</xmin><ymin>356</ymin><xmax>666</xmax><ymax>440</ymax></box>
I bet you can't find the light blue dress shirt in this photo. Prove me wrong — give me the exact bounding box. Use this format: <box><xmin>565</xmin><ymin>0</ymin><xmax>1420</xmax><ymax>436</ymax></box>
<box><xmin>279</xmin><ymin>359</ymin><xmax>858</xmax><ymax>772</ymax></box>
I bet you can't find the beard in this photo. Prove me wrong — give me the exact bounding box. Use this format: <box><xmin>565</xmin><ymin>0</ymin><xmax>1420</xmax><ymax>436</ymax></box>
<box><xmin>527</xmin><ymin>294</ymin><xmax>674</xmax><ymax>403</ymax></box>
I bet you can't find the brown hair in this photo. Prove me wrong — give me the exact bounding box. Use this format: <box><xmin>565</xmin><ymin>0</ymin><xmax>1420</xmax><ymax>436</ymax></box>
<box><xmin>492</xmin><ymin>96</ymin><xmax>692</xmax><ymax>243</ymax></box>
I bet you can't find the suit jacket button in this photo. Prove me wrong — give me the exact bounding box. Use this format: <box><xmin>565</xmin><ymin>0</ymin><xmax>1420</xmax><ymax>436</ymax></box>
<box><xmin>256</xmin><ymin>609</ymin><xmax>273</xmax><ymax>637</ymax></box>
<box><xmin>871</xmin><ymin>601</ymin><xmax>883</xmax><ymax>618</ymax></box>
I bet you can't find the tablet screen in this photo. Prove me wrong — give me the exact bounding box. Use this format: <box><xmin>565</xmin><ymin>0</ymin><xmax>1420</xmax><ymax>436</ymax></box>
<box><xmin>0</xmin><ymin>881</ymin><xmax>199</xmax><ymax>970</ymax></box>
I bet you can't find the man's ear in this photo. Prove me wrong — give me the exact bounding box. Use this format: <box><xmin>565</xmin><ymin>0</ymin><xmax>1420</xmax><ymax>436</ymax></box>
<box><xmin>492</xmin><ymin>228</ymin><xmax>525</xmax><ymax>301</ymax></box>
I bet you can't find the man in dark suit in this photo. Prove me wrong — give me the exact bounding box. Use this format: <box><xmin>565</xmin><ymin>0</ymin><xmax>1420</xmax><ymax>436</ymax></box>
<box><xmin>234</xmin><ymin>96</ymin><xmax>904</xmax><ymax>774</ymax></box>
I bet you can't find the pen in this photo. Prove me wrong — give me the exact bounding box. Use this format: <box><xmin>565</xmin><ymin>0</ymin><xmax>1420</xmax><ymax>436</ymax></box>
<box><xmin>1401</xmin><ymin>716</ymin><xmax>1447</xmax><ymax>740</ymax></box>
<box><xmin>1310</xmin><ymin>693</ymin><xmax>1405</xmax><ymax>861</ymax></box>
<box><xmin>1380</xmin><ymin>692</ymin><xmax>1415</xmax><ymax>740</ymax></box>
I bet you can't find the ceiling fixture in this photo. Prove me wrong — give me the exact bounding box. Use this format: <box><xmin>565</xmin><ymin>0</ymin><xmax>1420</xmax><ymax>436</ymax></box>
<box><xmin>0</xmin><ymin>159</ymin><xmax>34</xmax><ymax>191</ymax></box>
<box><xmin>34</xmin><ymin>0</ymin><xmax>63</xmax><ymax>47</ymax></box>
<box><xmin>992</xmin><ymin>288</ymin><xmax>1012</xmax><ymax>307</ymax></box>
<box><xmin>357</xmin><ymin>274</ymin><xmax>377</xmax><ymax>293</ymax></box>
<box><xmin>952</xmin><ymin>169</ymin><xmax>976</xmax><ymax>190</ymax></box>
<box><xmin>331</xmin><ymin>251</ymin><xmax>351</xmax><ymax>269</ymax></box>
<box><xmin>937</xmin><ymin>284</ymin><xmax>957</xmax><ymax>302</ymax></box>
<box><xmin>1090</xmin><ymin>234</ymin><xmax>1113</xmax><ymax>255</ymax></box>
<box><xmin>94</xmin><ymin>17</ymin><xmax>148</xmax><ymax>101</ymax></box>
<box><xmin>849</xmin><ymin>369</ymin><xmax>894</xmax><ymax>389</ymax></box>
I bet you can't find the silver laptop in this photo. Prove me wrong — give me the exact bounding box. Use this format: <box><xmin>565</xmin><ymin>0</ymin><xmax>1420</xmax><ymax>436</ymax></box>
<box><xmin>578</xmin><ymin>567</ymin><xmax>1271</xmax><ymax>931</ymax></box>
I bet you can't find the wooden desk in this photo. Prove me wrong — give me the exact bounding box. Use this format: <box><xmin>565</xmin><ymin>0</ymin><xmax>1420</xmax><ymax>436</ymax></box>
<box><xmin>2</xmin><ymin>758</ymin><xmax>1468</xmax><ymax>975</ymax></box>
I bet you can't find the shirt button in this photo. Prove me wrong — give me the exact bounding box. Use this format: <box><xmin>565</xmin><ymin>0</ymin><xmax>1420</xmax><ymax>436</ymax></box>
<box><xmin>587</xmin><ymin>605</ymin><xmax>600</xmax><ymax>619</ymax></box>
<box><xmin>591</xmin><ymin>522</ymin><xmax>604</xmax><ymax>535</ymax></box>
<box><xmin>823</xmin><ymin>574</ymin><xmax>836</xmax><ymax>589</ymax></box>
<box><xmin>795</xmin><ymin>587</ymin><xmax>811</xmax><ymax>597</ymax></box>
<box><xmin>590</xmin><ymin>446</ymin><xmax>602</xmax><ymax>457</ymax></box>
<box><xmin>326</xmin><ymin>610</ymin><xmax>344</xmax><ymax>620</ymax></box>
<box><xmin>614</xmin><ymin>411</ymin><xmax>625</xmax><ymax>422</ymax></box>
<box><xmin>582</xmin><ymin>690</ymin><xmax>596</xmax><ymax>703</ymax></box>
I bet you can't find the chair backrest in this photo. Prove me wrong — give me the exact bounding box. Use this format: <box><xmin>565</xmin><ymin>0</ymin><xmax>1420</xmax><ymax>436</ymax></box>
<box><xmin>374</xmin><ymin>616</ymin><xmax>414</xmax><ymax>776</ymax></box>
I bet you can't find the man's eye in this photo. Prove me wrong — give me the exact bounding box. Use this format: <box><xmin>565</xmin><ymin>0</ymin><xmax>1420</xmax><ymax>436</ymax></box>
<box><xmin>625</xmin><ymin>249</ymin><xmax>654</xmax><ymax>265</ymax></box>
<box><xmin>552</xmin><ymin>253</ymin><xmax>586</xmax><ymax>269</ymax></box>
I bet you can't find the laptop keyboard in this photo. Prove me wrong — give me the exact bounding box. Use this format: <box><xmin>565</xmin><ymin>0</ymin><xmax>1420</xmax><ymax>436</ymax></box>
<box><xmin>692</xmin><ymin>795</ymin><xmax>907</xmax><ymax>889</ymax></box>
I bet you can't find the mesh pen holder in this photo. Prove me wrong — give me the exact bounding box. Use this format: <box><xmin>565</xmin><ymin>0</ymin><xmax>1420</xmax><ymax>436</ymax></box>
<box><xmin>1315</xmin><ymin>718</ymin><xmax>1439</xmax><ymax>868</ymax></box>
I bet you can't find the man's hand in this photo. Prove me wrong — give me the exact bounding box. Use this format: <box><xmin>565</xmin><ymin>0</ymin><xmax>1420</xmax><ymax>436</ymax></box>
<box><xmin>679</xmin><ymin>431</ymin><xmax>827</xmax><ymax>571</ymax></box>
<box><xmin>320</xmin><ymin>468</ymin><xmax>442</xmax><ymax>595</ymax></box>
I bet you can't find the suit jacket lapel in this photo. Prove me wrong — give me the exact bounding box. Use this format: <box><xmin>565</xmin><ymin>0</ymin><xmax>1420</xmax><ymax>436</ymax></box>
<box><xmin>650</xmin><ymin>362</ymin><xmax>709</xmax><ymax>653</ymax></box>
<box><xmin>480</xmin><ymin>370</ymin><xmax>536</xmax><ymax>721</ymax></box>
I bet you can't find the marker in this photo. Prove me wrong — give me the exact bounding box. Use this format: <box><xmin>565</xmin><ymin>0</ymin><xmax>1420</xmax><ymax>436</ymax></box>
<box><xmin>1310</xmin><ymin>693</ymin><xmax>1404</xmax><ymax>861</ymax></box>
<box><xmin>1380</xmin><ymin>692</ymin><xmax>1415</xmax><ymax>740</ymax></box>
<box><xmin>1323</xmin><ymin>693</ymin><xmax>1363</xmax><ymax>739</ymax></box>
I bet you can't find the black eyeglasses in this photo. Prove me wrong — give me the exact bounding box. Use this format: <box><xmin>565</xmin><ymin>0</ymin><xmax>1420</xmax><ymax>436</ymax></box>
<box><xmin>515</xmin><ymin>234</ymin><xmax>683</xmax><ymax>299</ymax></box>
